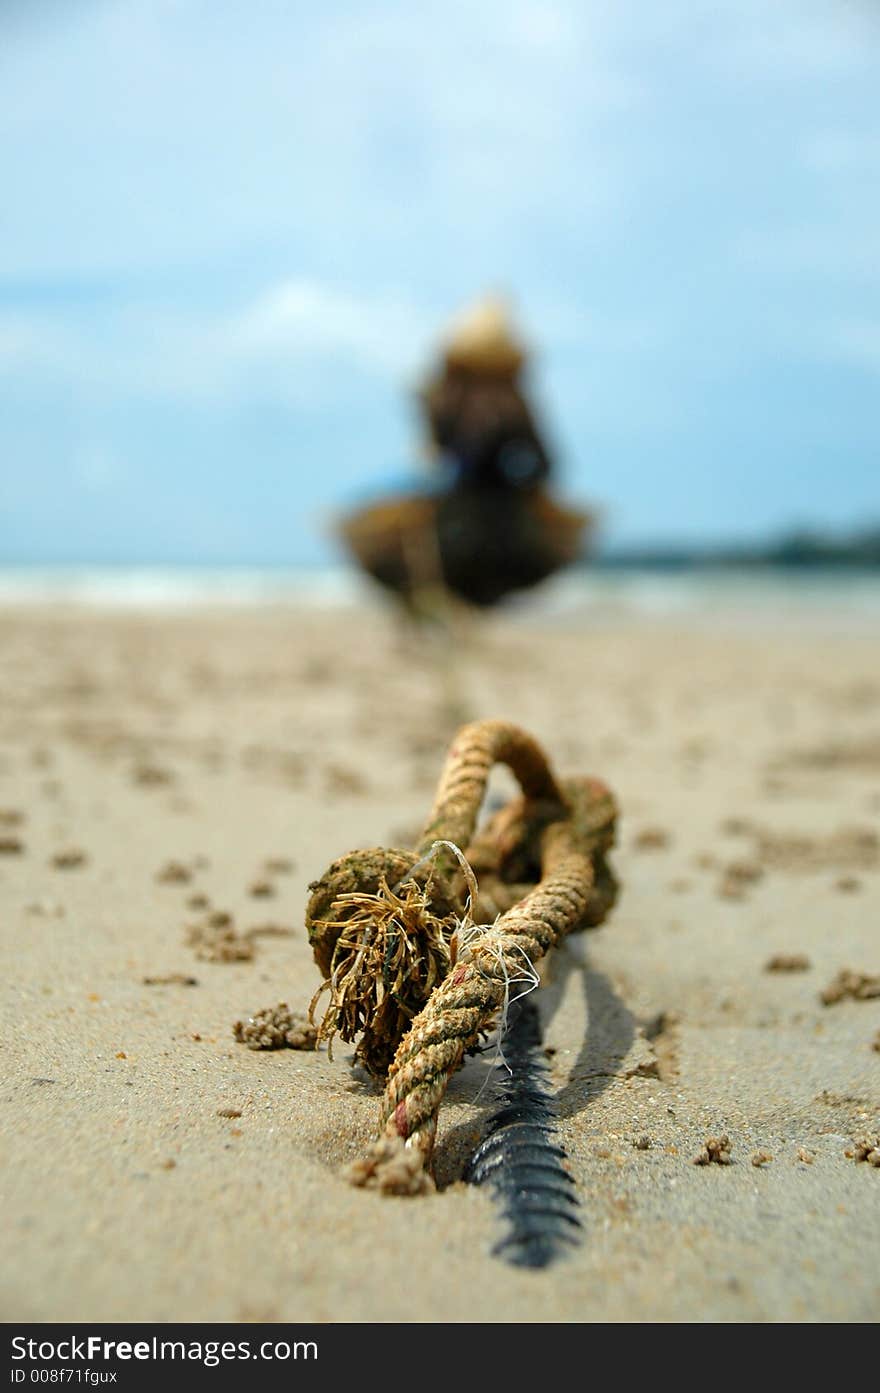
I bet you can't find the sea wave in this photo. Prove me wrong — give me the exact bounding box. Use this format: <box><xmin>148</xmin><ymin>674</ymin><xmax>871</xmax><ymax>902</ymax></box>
<box><xmin>0</xmin><ymin>565</ymin><xmax>363</xmax><ymax>610</ymax></box>
<box><xmin>0</xmin><ymin>564</ymin><xmax>877</xmax><ymax>630</ymax></box>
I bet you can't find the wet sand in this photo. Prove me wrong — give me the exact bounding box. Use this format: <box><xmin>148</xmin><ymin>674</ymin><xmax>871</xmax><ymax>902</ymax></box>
<box><xmin>1</xmin><ymin>601</ymin><xmax>878</xmax><ymax>1322</ymax></box>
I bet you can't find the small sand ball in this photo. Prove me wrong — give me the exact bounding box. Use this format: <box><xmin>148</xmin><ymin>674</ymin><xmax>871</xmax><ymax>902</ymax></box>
<box><xmin>51</xmin><ymin>847</ymin><xmax>87</xmax><ymax>869</ymax></box>
<box><xmin>717</xmin><ymin>877</ymin><xmax>746</xmax><ymax>902</ymax></box>
<box><xmin>633</xmin><ymin>826</ymin><xmax>671</xmax><ymax>852</ymax></box>
<box><xmin>244</xmin><ymin>923</ymin><xmax>293</xmax><ymax>940</ymax></box>
<box><xmin>132</xmin><ymin>763</ymin><xmax>174</xmax><ymax>787</ymax></box>
<box><xmin>845</xmin><ymin>1135</ymin><xmax>880</xmax><ymax>1167</ymax></box>
<box><xmin>324</xmin><ymin>764</ymin><xmax>368</xmax><ymax>795</ymax></box>
<box><xmin>765</xmin><ymin>954</ymin><xmax>811</xmax><ymax>973</ymax></box>
<box><xmin>718</xmin><ymin>859</ymin><xmax>765</xmax><ymax>901</ymax></box>
<box><xmin>720</xmin><ymin>817</ymin><xmax>753</xmax><ymax>837</ymax></box>
<box><xmin>155</xmin><ymin>860</ymin><xmax>192</xmax><ymax>884</ymax></box>
<box><xmin>835</xmin><ymin>875</ymin><xmax>861</xmax><ymax>894</ymax></box>
<box><xmin>248</xmin><ymin>878</ymin><xmax>275</xmax><ymax>899</ymax></box>
<box><xmin>142</xmin><ymin>973</ymin><xmax>198</xmax><ymax>987</ymax></box>
<box><xmin>694</xmin><ymin>852</ymin><xmax>718</xmax><ymax>870</ymax></box>
<box><xmin>820</xmin><ymin>969</ymin><xmax>880</xmax><ymax>1006</ymax></box>
<box><xmin>725</xmin><ymin>859</ymin><xmax>764</xmax><ymax>885</ymax></box>
<box><xmin>233</xmin><ymin>1004</ymin><xmax>317</xmax><ymax>1050</ymax></box>
<box><xmin>693</xmin><ymin>1135</ymin><xmax>732</xmax><ymax>1166</ymax></box>
<box><xmin>264</xmin><ymin>856</ymin><xmax>295</xmax><ymax>874</ymax></box>
<box><xmin>187</xmin><ymin>920</ymin><xmax>253</xmax><ymax>963</ymax></box>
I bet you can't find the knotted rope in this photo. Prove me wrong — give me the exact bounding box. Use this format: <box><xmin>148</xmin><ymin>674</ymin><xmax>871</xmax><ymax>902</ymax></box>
<box><xmin>305</xmin><ymin>719</ymin><xmax>618</xmax><ymax>1192</ymax></box>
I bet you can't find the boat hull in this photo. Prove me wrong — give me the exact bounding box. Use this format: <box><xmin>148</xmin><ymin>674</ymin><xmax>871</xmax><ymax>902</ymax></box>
<box><xmin>339</xmin><ymin>488</ymin><xmax>592</xmax><ymax>607</ymax></box>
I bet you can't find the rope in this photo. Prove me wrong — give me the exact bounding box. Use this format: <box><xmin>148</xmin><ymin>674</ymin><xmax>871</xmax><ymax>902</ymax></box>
<box><xmin>304</xmin><ymin>719</ymin><xmax>618</xmax><ymax>1192</ymax></box>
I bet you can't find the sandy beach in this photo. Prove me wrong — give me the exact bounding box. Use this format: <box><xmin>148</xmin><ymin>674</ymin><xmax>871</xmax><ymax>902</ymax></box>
<box><xmin>2</xmin><ymin>596</ymin><xmax>878</xmax><ymax>1323</ymax></box>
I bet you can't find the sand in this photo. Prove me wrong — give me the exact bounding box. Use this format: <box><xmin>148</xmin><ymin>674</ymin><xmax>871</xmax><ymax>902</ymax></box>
<box><xmin>1</xmin><ymin>598</ymin><xmax>878</xmax><ymax>1323</ymax></box>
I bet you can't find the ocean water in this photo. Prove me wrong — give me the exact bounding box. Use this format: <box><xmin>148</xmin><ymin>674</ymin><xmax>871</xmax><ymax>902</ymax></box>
<box><xmin>0</xmin><ymin>564</ymin><xmax>877</xmax><ymax>632</ymax></box>
<box><xmin>0</xmin><ymin>565</ymin><xmax>360</xmax><ymax>611</ymax></box>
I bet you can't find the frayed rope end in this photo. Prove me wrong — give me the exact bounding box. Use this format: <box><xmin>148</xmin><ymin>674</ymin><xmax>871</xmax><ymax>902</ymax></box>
<box><xmin>345</xmin><ymin>1136</ymin><xmax>435</xmax><ymax>1196</ymax></box>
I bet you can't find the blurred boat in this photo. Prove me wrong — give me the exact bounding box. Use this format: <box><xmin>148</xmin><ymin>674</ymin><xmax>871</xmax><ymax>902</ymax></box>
<box><xmin>339</xmin><ymin>487</ymin><xmax>593</xmax><ymax>607</ymax></box>
<box><xmin>337</xmin><ymin>296</ymin><xmax>596</xmax><ymax>609</ymax></box>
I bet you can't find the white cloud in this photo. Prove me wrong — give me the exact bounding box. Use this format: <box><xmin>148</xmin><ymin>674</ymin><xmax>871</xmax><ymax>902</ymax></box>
<box><xmin>0</xmin><ymin>281</ymin><xmax>435</xmax><ymax>404</ymax></box>
<box><xmin>230</xmin><ymin>281</ymin><xmax>430</xmax><ymax>376</ymax></box>
<box><xmin>0</xmin><ymin>275</ymin><xmax>667</xmax><ymax>410</ymax></box>
<box><xmin>3</xmin><ymin>4</ymin><xmax>879</xmax><ymax>423</ymax></box>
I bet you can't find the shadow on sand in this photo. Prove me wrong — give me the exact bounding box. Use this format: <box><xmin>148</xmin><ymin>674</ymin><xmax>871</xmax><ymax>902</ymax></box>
<box><xmin>433</xmin><ymin>937</ymin><xmax>637</xmax><ymax>1189</ymax></box>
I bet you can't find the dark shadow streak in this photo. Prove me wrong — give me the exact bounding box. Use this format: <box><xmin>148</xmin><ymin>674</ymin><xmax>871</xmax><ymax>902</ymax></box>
<box><xmin>539</xmin><ymin>940</ymin><xmax>636</xmax><ymax>1121</ymax></box>
<box><xmin>433</xmin><ymin>937</ymin><xmax>636</xmax><ymax>1187</ymax></box>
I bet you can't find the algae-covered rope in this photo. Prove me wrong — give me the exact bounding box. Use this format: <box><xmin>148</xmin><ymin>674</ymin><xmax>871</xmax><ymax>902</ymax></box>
<box><xmin>304</xmin><ymin>719</ymin><xmax>618</xmax><ymax>1192</ymax></box>
<box><xmin>372</xmin><ymin>795</ymin><xmax>613</xmax><ymax>1176</ymax></box>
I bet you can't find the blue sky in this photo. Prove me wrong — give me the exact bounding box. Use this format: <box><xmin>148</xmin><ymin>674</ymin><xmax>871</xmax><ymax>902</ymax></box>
<box><xmin>1</xmin><ymin>0</ymin><xmax>878</xmax><ymax>565</ymax></box>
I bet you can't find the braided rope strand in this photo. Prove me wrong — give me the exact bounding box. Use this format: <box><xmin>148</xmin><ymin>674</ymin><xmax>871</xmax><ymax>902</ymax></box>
<box><xmin>417</xmin><ymin>718</ymin><xmax>566</xmax><ymax>857</ymax></box>
<box><xmin>377</xmin><ymin>825</ymin><xmax>599</xmax><ymax>1168</ymax></box>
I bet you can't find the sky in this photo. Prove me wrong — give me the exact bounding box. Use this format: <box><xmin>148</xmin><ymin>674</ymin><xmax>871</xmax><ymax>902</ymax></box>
<box><xmin>1</xmin><ymin>0</ymin><xmax>878</xmax><ymax>566</ymax></box>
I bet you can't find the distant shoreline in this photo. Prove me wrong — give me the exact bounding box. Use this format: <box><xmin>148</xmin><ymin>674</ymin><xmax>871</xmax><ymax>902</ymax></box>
<box><xmin>593</xmin><ymin>526</ymin><xmax>880</xmax><ymax>570</ymax></box>
<box><xmin>4</xmin><ymin>526</ymin><xmax>879</xmax><ymax>576</ymax></box>
<box><xmin>0</xmin><ymin>561</ymin><xmax>877</xmax><ymax>632</ymax></box>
